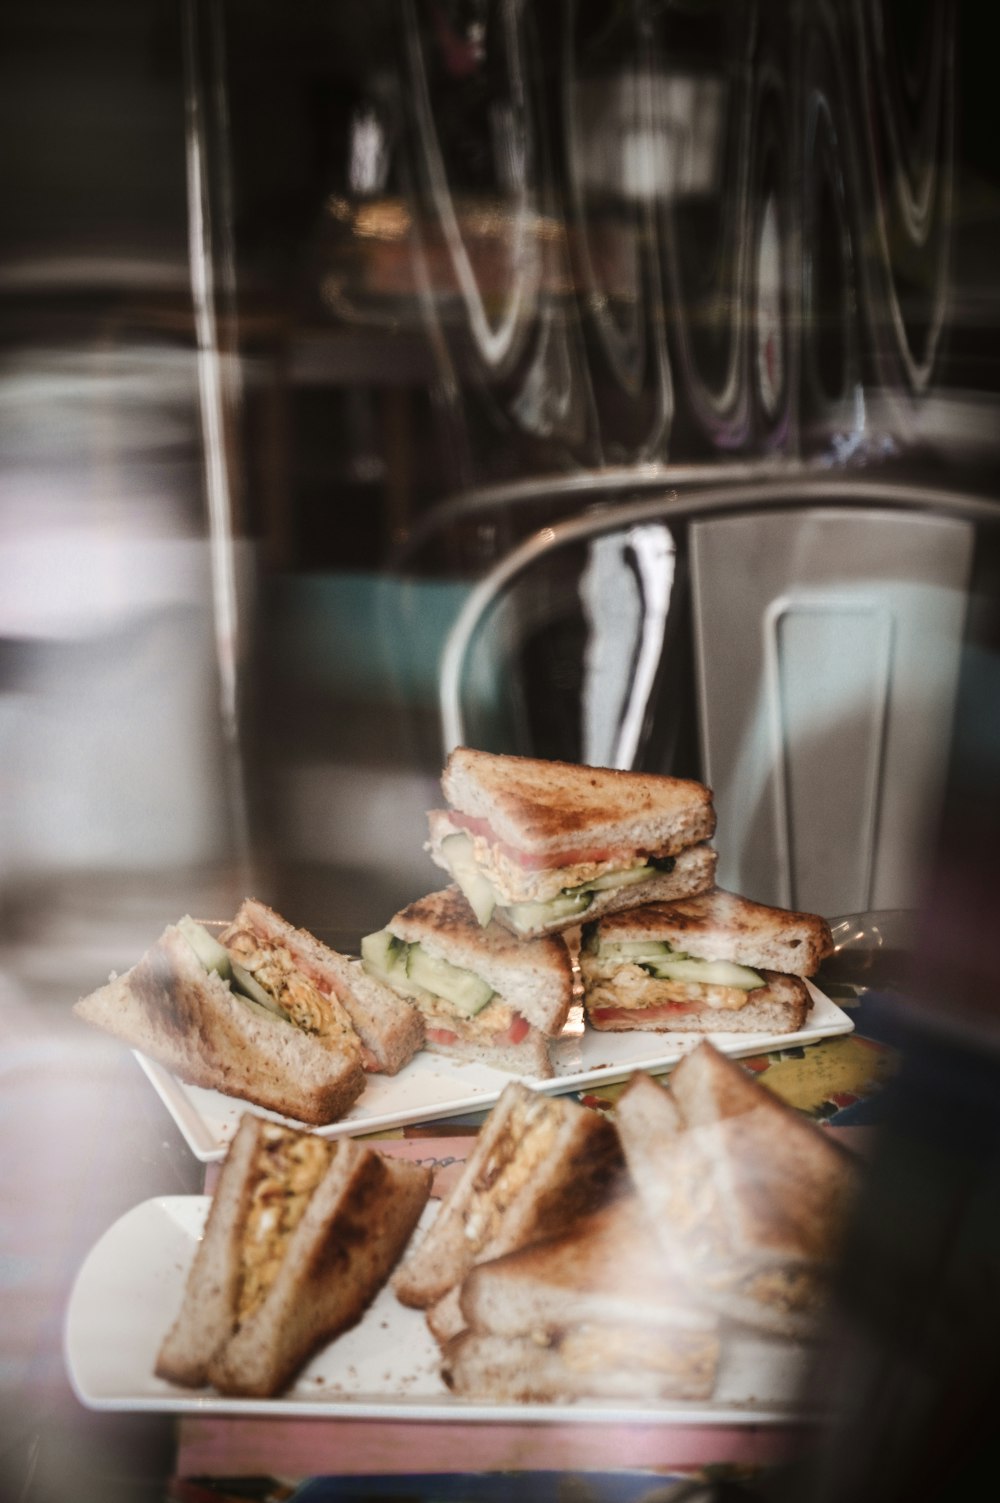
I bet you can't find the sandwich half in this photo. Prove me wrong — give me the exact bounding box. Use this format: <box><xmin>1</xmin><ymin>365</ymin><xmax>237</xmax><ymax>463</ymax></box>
<box><xmin>361</xmin><ymin>886</ymin><xmax>573</xmax><ymax>1077</ymax></box>
<box><xmin>75</xmin><ymin>905</ymin><xmax>368</xmax><ymax>1125</ymax></box>
<box><xmin>427</xmin><ymin>747</ymin><xmax>718</xmax><ymax>938</ymax></box>
<box><xmin>221</xmin><ymin>899</ymin><xmax>424</xmax><ymax>1076</ymax></box>
<box><xmin>616</xmin><ymin>1044</ymin><xmax>858</xmax><ymax>1338</ymax></box>
<box><xmin>392</xmin><ymin>1080</ymin><xmax>623</xmax><ymax>1343</ymax></box>
<box><xmin>580</xmin><ymin>887</ymin><xmax>834</xmax><ymax>1036</ymax></box>
<box><xmin>155</xmin><ymin>1113</ymin><xmax>431</xmax><ymax>1397</ymax></box>
<box><xmin>443</xmin><ymin>1193</ymin><xmax>720</xmax><ymax>1402</ymax></box>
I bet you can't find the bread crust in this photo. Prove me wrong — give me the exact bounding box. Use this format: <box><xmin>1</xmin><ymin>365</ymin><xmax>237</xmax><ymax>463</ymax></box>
<box><xmin>392</xmin><ymin>1082</ymin><xmax>622</xmax><ymax>1314</ymax></box>
<box><xmin>590</xmin><ymin>888</ymin><xmax>834</xmax><ymax>976</ymax></box>
<box><xmin>74</xmin><ymin>925</ymin><xmax>366</xmax><ymax>1125</ymax></box>
<box><xmin>441</xmin><ymin>747</ymin><xmax>716</xmax><ymax>856</ymax></box>
<box><xmin>616</xmin><ymin>1050</ymin><xmax>858</xmax><ymax>1338</ymax></box>
<box><xmin>156</xmin><ymin>1117</ymin><xmax>432</xmax><ymax>1398</ymax></box>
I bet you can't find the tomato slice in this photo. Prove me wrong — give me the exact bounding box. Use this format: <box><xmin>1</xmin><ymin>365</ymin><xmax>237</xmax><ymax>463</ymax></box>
<box><xmin>505</xmin><ymin>1014</ymin><xmax>531</xmax><ymax>1045</ymax></box>
<box><xmin>450</xmin><ymin>812</ymin><xmax>616</xmax><ymax>871</ymax></box>
<box><xmin>426</xmin><ymin>1026</ymin><xmax>460</xmax><ymax>1047</ymax></box>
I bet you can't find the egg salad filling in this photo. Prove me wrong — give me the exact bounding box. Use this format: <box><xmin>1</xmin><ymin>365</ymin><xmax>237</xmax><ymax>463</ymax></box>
<box><xmin>580</xmin><ymin>928</ymin><xmax>765</xmax><ymax>1013</ymax></box>
<box><xmin>461</xmin><ymin>1093</ymin><xmax>561</xmax><ymax>1251</ymax></box>
<box><xmin>437</xmin><ymin>830</ymin><xmax>672</xmax><ymax>930</ymax></box>
<box><xmin>179</xmin><ymin>915</ymin><xmax>360</xmax><ymax>1052</ymax></box>
<box><xmin>236</xmin><ymin>1124</ymin><xmax>334</xmax><ymax>1323</ymax></box>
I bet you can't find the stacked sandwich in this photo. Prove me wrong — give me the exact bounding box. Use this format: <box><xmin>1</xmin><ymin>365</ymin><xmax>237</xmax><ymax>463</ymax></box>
<box><xmin>361</xmin><ymin>746</ymin><xmax>834</xmax><ymax>1077</ymax></box>
<box><xmin>391</xmin><ymin>1041</ymin><xmax>857</xmax><ymax>1403</ymax></box>
<box><xmin>74</xmin><ymin>747</ymin><xmax>836</xmax><ymax>1121</ymax></box>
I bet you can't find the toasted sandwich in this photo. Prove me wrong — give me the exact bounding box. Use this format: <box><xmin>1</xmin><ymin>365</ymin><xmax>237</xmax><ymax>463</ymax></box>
<box><xmin>426</xmin><ymin>747</ymin><xmax>718</xmax><ymax>937</ymax></box>
<box><xmin>361</xmin><ymin>886</ymin><xmax>573</xmax><ymax>1077</ymax></box>
<box><xmin>155</xmin><ymin>1113</ymin><xmax>432</xmax><ymax>1397</ymax></box>
<box><xmin>442</xmin><ymin>1193</ymin><xmax>720</xmax><ymax>1402</ymax></box>
<box><xmin>616</xmin><ymin>1044</ymin><xmax>858</xmax><ymax>1338</ymax></box>
<box><xmin>221</xmin><ymin>899</ymin><xmax>424</xmax><ymax>1076</ymax></box>
<box><xmin>75</xmin><ymin>906</ymin><xmax>367</xmax><ymax>1125</ymax></box>
<box><xmin>580</xmin><ymin>887</ymin><xmax>834</xmax><ymax>1036</ymax></box>
<box><xmin>392</xmin><ymin>1080</ymin><xmax>623</xmax><ymax>1343</ymax></box>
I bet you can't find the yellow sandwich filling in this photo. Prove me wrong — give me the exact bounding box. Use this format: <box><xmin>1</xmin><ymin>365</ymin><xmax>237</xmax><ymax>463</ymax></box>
<box><xmin>462</xmin><ymin>1094</ymin><xmax>561</xmax><ymax>1251</ymax></box>
<box><xmin>236</xmin><ymin>1124</ymin><xmax>334</xmax><ymax>1323</ymax></box>
<box><xmin>584</xmin><ymin>966</ymin><xmax>753</xmax><ymax>1012</ymax></box>
<box><xmin>225</xmin><ymin>927</ymin><xmax>359</xmax><ymax>1045</ymax></box>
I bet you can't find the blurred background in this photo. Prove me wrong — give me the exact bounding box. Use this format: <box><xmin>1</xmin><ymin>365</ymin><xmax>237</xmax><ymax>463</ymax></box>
<box><xmin>2</xmin><ymin>0</ymin><xmax>998</xmax><ymax>977</ymax></box>
<box><xmin>2</xmin><ymin>1</ymin><xmax>1000</xmax><ymax>1498</ymax></box>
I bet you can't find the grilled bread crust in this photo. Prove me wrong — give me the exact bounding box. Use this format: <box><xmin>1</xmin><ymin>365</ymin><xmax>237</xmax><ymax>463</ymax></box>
<box><xmin>441</xmin><ymin>747</ymin><xmax>716</xmax><ymax>857</ymax></box>
<box><xmin>458</xmin><ymin>1194</ymin><xmax>713</xmax><ymax>1336</ymax></box>
<box><xmin>387</xmin><ymin>886</ymin><xmax>573</xmax><ymax>1035</ymax></box>
<box><xmin>590</xmin><ymin>888</ymin><xmax>834</xmax><ymax>977</ymax></box>
<box><xmin>442</xmin><ymin>1329</ymin><xmax>719</xmax><ymax>1403</ymax></box>
<box><xmin>616</xmin><ymin>1050</ymin><xmax>858</xmax><ymax>1338</ymax></box>
<box><xmin>392</xmin><ymin>1082</ymin><xmax>623</xmax><ymax>1312</ymax></box>
<box><xmin>207</xmin><ymin>1144</ymin><xmax>431</xmax><ymax>1397</ymax></box>
<box><xmin>225</xmin><ymin>899</ymin><xmax>424</xmax><ymax>1075</ymax></box>
<box><xmin>155</xmin><ymin>1113</ymin><xmax>262</xmax><ymax>1387</ymax></box>
<box><xmin>74</xmin><ymin>925</ymin><xmax>366</xmax><ymax>1125</ymax></box>
<box><xmin>157</xmin><ymin>1116</ymin><xmax>431</xmax><ymax>1398</ymax></box>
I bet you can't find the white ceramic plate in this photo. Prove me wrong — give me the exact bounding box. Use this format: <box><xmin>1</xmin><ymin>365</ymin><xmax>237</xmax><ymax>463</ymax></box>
<box><xmin>135</xmin><ymin>981</ymin><xmax>853</xmax><ymax>1161</ymax></box>
<box><xmin>65</xmin><ymin>1196</ymin><xmax>817</xmax><ymax>1423</ymax></box>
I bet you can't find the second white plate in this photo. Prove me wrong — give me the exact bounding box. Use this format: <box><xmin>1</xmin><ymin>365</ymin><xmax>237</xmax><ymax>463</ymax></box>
<box><xmin>135</xmin><ymin>981</ymin><xmax>853</xmax><ymax>1161</ymax></box>
<box><xmin>65</xmin><ymin>1196</ymin><xmax>817</xmax><ymax>1423</ymax></box>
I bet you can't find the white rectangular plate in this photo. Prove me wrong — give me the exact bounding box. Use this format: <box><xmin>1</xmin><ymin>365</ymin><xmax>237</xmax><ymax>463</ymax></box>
<box><xmin>135</xmin><ymin>981</ymin><xmax>852</xmax><ymax>1161</ymax></box>
<box><xmin>65</xmin><ymin>1196</ymin><xmax>816</xmax><ymax>1423</ymax></box>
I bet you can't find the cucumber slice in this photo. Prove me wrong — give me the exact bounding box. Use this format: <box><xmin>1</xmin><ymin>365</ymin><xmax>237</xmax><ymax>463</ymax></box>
<box><xmin>440</xmin><ymin>832</ymin><xmax>496</xmax><ymax>926</ymax></box>
<box><xmin>361</xmin><ymin>929</ymin><xmax>408</xmax><ymax>983</ymax></box>
<box><xmin>178</xmin><ymin>915</ymin><xmax>232</xmax><ymax>979</ymax></box>
<box><xmin>581</xmin><ymin>865</ymin><xmax>653</xmax><ymax>894</ymax></box>
<box><xmin>177</xmin><ymin>915</ymin><xmax>287</xmax><ymax>1017</ymax></box>
<box><xmin>599</xmin><ymin>939</ymin><xmax>673</xmax><ymax>961</ymax></box>
<box><xmin>405</xmin><ymin>943</ymin><xmax>495</xmax><ymax>1016</ymax></box>
<box><xmin>643</xmin><ymin>955</ymin><xmax>764</xmax><ymax>990</ymax></box>
<box><xmin>505</xmin><ymin>888</ymin><xmax>594</xmax><ymax>933</ymax></box>
<box><xmin>229</xmin><ymin>959</ymin><xmax>287</xmax><ymax>1016</ymax></box>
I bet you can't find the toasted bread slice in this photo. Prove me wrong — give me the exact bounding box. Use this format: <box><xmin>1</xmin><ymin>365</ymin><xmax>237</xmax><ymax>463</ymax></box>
<box><xmin>458</xmin><ymin>1193</ymin><xmax>712</xmax><ymax>1337</ymax></box>
<box><xmin>443</xmin><ymin>1195</ymin><xmax>719</xmax><ymax>1402</ymax></box>
<box><xmin>156</xmin><ymin>1114</ymin><xmax>431</xmax><ymax>1397</ymax></box>
<box><xmin>591</xmin><ymin>889</ymin><xmax>834</xmax><ymax>977</ymax></box>
<box><xmin>441</xmin><ymin>748</ymin><xmax>716</xmax><ymax>859</ymax></box>
<box><xmin>75</xmin><ymin>924</ymin><xmax>366</xmax><ymax>1125</ymax></box>
<box><xmin>385</xmin><ymin>887</ymin><xmax>572</xmax><ymax>1035</ymax></box>
<box><xmin>616</xmin><ymin>1049</ymin><xmax>858</xmax><ymax>1337</ymax></box>
<box><xmin>442</xmin><ymin>1328</ymin><xmax>719</xmax><ymax>1403</ymax></box>
<box><xmin>392</xmin><ymin>1082</ymin><xmax>622</xmax><ymax>1315</ymax></box>
<box><xmin>222</xmin><ymin>899</ymin><xmax>424</xmax><ymax>1076</ymax></box>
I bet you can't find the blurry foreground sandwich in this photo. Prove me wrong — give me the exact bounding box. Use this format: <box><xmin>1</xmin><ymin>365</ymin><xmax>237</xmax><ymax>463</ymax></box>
<box><xmin>361</xmin><ymin>886</ymin><xmax>573</xmax><ymax>1076</ymax></box>
<box><xmin>617</xmin><ymin>1044</ymin><xmax>858</xmax><ymax>1338</ymax></box>
<box><xmin>156</xmin><ymin>1114</ymin><xmax>431</xmax><ymax>1397</ymax></box>
<box><xmin>443</xmin><ymin>1194</ymin><xmax>720</xmax><ymax>1402</ymax></box>
<box><xmin>580</xmin><ymin>888</ymin><xmax>834</xmax><ymax>1036</ymax></box>
<box><xmin>75</xmin><ymin>898</ymin><xmax>423</xmax><ymax>1126</ymax></box>
<box><xmin>427</xmin><ymin>748</ymin><xmax>717</xmax><ymax>937</ymax></box>
<box><xmin>393</xmin><ymin>1081</ymin><xmax>623</xmax><ymax>1343</ymax></box>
